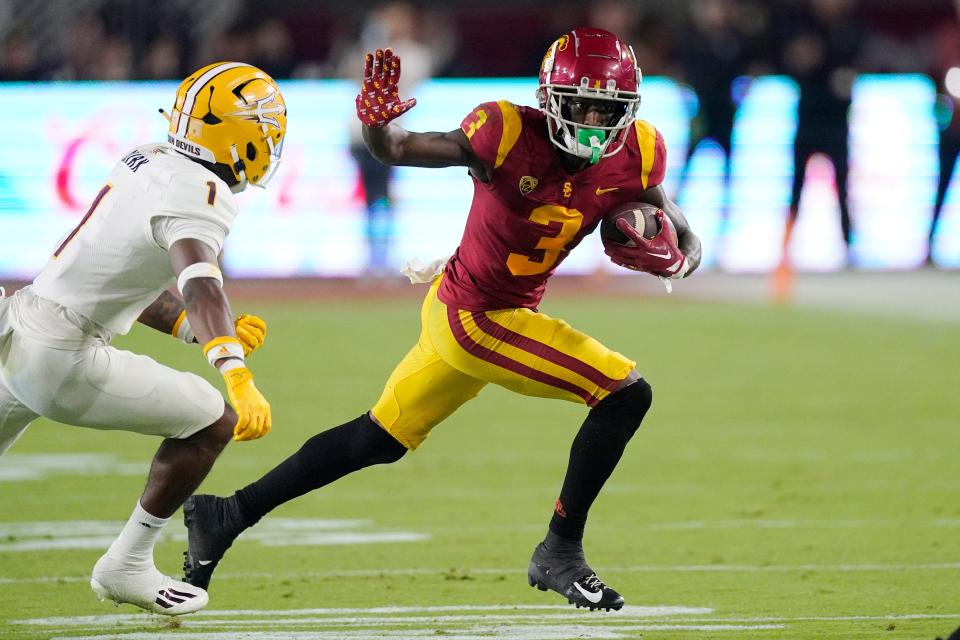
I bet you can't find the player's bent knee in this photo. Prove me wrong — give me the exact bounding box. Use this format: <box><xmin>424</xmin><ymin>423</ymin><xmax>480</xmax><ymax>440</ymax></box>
<box><xmin>193</xmin><ymin>404</ymin><xmax>236</xmax><ymax>449</ymax></box>
<box><xmin>591</xmin><ymin>377</ymin><xmax>653</xmax><ymax>438</ymax></box>
<box><xmin>296</xmin><ymin>413</ymin><xmax>407</xmax><ymax>470</ymax></box>
<box><xmin>356</xmin><ymin>412</ymin><xmax>407</xmax><ymax>464</ymax></box>
<box><xmin>215</xmin><ymin>405</ymin><xmax>238</xmax><ymax>442</ymax></box>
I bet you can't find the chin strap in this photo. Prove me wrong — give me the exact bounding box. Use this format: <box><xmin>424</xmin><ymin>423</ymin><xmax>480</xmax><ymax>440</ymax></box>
<box><xmin>229</xmin><ymin>145</ymin><xmax>248</xmax><ymax>193</ymax></box>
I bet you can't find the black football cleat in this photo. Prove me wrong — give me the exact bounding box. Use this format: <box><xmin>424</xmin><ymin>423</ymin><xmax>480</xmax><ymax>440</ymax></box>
<box><xmin>182</xmin><ymin>494</ymin><xmax>245</xmax><ymax>591</ymax></box>
<box><xmin>527</xmin><ymin>532</ymin><xmax>624</xmax><ymax>611</ymax></box>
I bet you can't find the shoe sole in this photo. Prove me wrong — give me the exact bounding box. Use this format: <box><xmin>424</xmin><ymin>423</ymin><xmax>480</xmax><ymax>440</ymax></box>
<box><xmin>90</xmin><ymin>577</ymin><xmax>208</xmax><ymax>616</ymax></box>
<box><xmin>90</xmin><ymin>577</ymin><xmax>113</xmax><ymax>603</ymax></box>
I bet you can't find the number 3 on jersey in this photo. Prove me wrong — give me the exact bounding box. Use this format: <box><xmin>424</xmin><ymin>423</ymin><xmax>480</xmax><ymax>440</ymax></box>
<box><xmin>506</xmin><ymin>205</ymin><xmax>583</xmax><ymax>276</ymax></box>
<box><xmin>464</xmin><ymin>109</ymin><xmax>488</xmax><ymax>140</ymax></box>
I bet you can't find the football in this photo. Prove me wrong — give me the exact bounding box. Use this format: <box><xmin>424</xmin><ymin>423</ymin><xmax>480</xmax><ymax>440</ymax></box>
<box><xmin>599</xmin><ymin>201</ymin><xmax>663</xmax><ymax>247</ymax></box>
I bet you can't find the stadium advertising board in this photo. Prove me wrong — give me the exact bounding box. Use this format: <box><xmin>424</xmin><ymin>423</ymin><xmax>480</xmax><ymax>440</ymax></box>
<box><xmin>0</xmin><ymin>76</ymin><xmax>954</xmax><ymax>279</ymax></box>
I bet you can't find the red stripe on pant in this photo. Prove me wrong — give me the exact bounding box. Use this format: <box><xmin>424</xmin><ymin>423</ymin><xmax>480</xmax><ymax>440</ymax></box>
<box><xmin>469</xmin><ymin>311</ymin><xmax>622</xmax><ymax>393</ymax></box>
<box><xmin>446</xmin><ymin>306</ymin><xmax>599</xmax><ymax>405</ymax></box>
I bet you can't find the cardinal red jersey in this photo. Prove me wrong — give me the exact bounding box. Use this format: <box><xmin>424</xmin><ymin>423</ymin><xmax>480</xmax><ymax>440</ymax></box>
<box><xmin>437</xmin><ymin>100</ymin><xmax>667</xmax><ymax>311</ymax></box>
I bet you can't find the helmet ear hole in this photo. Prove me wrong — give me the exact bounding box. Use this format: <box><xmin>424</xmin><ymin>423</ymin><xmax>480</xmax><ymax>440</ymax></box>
<box><xmin>246</xmin><ymin>142</ymin><xmax>257</xmax><ymax>161</ymax></box>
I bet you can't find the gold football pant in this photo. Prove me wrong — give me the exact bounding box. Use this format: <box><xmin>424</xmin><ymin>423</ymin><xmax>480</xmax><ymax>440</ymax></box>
<box><xmin>370</xmin><ymin>277</ymin><xmax>636</xmax><ymax>449</ymax></box>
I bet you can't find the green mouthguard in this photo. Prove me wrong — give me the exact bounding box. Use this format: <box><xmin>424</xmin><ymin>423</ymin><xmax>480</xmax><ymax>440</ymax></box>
<box><xmin>577</xmin><ymin>128</ymin><xmax>607</xmax><ymax>164</ymax></box>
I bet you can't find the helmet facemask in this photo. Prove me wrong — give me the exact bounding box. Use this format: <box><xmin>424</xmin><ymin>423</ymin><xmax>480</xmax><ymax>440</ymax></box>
<box><xmin>226</xmin><ymin>90</ymin><xmax>286</xmax><ymax>192</ymax></box>
<box><xmin>257</xmin><ymin>127</ymin><xmax>284</xmax><ymax>187</ymax></box>
<box><xmin>540</xmin><ymin>78</ymin><xmax>640</xmax><ymax>164</ymax></box>
<box><xmin>227</xmin><ymin>124</ymin><xmax>284</xmax><ymax>193</ymax></box>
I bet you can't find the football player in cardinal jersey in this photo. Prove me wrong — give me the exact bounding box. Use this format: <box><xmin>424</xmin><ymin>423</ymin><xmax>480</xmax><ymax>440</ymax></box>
<box><xmin>0</xmin><ymin>62</ymin><xmax>285</xmax><ymax>615</ymax></box>
<box><xmin>183</xmin><ymin>28</ymin><xmax>701</xmax><ymax>610</ymax></box>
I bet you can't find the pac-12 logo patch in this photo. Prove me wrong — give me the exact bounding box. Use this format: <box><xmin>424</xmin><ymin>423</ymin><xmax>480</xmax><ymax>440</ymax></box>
<box><xmin>519</xmin><ymin>176</ymin><xmax>539</xmax><ymax>196</ymax></box>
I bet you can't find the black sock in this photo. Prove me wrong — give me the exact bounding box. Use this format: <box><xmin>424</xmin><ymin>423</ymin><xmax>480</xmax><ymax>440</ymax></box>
<box><xmin>232</xmin><ymin>413</ymin><xmax>406</xmax><ymax>529</ymax></box>
<box><xmin>549</xmin><ymin>379</ymin><xmax>653</xmax><ymax>542</ymax></box>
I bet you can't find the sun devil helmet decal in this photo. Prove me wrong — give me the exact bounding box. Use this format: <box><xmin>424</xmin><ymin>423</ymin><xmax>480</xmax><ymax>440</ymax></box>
<box><xmin>229</xmin><ymin>91</ymin><xmax>286</xmax><ymax>129</ymax></box>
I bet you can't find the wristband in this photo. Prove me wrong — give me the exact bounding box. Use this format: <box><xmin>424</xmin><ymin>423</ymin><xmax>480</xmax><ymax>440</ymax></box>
<box><xmin>203</xmin><ymin>336</ymin><xmax>245</xmax><ymax>367</ymax></box>
<box><xmin>217</xmin><ymin>358</ymin><xmax>245</xmax><ymax>374</ymax></box>
<box><xmin>171</xmin><ymin>310</ymin><xmax>196</xmax><ymax>344</ymax></box>
<box><xmin>177</xmin><ymin>262</ymin><xmax>223</xmax><ymax>295</ymax></box>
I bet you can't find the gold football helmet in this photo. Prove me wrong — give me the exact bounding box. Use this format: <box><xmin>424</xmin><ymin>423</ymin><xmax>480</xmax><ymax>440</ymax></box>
<box><xmin>167</xmin><ymin>62</ymin><xmax>287</xmax><ymax>192</ymax></box>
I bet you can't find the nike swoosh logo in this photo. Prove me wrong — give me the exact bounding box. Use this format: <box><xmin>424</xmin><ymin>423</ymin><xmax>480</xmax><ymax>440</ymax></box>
<box><xmin>595</xmin><ymin>187</ymin><xmax>619</xmax><ymax>195</ymax></box>
<box><xmin>198</xmin><ymin>560</ymin><xmax>213</xmax><ymax>566</ymax></box>
<box><xmin>573</xmin><ymin>581</ymin><xmax>603</xmax><ymax>604</ymax></box>
<box><xmin>647</xmin><ymin>250</ymin><xmax>672</xmax><ymax>259</ymax></box>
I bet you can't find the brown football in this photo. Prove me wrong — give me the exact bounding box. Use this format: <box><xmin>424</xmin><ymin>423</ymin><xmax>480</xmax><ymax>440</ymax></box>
<box><xmin>599</xmin><ymin>202</ymin><xmax>662</xmax><ymax>247</ymax></box>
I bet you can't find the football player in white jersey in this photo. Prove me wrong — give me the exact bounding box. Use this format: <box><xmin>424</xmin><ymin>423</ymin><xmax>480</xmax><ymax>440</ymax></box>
<box><xmin>0</xmin><ymin>62</ymin><xmax>286</xmax><ymax>615</ymax></box>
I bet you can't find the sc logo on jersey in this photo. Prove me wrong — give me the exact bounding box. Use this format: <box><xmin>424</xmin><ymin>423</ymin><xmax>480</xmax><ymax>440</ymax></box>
<box><xmin>519</xmin><ymin>176</ymin><xmax>539</xmax><ymax>196</ymax></box>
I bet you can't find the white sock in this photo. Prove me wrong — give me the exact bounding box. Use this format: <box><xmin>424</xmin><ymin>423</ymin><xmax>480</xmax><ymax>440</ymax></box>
<box><xmin>105</xmin><ymin>501</ymin><xmax>170</xmax><ymax>566</ymax></box>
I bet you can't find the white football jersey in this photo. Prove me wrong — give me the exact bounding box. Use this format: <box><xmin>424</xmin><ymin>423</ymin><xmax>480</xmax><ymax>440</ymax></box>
<box><xmin>32</xmin><ymin>143</ymin><xmax>237</xmax><ymax>335</ymax></box>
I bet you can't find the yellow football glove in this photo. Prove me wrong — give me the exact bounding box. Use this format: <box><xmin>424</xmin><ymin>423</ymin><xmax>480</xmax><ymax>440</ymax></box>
<box><xmin>222</xmin><ymin>366</ymin><xmax>272</xmax><ymax>441</ymax></box>
<box><xmin>234</xmin><ymin>314</ymin><xmax>267</xmax><ymax>356</ymax></box>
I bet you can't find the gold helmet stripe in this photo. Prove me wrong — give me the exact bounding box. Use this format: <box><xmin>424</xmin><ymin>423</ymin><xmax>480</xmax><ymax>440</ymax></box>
<box><xmin>176</xmin><ymin>61</ymin><xmax>251</xmax><ymax>138</ymax></box>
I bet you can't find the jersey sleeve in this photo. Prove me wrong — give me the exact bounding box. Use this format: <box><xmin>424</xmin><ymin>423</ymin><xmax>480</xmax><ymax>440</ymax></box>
<box><xmin>151</xmin><ymin>216</ymin><xmax>226</xmax><ymax>255</ymax></box>
<box><xmin>460</xmin><ymin>100</ymin><xmax>523</xmax><ymax>170</ymax></box>
<box><xmin>153</xmin><ymin>170</ymin><xmax>238</xmax><ymax>237</ymax></box>
<box><xmin>633</xmin><ymin>120</ymin><xmax>667</xmax><ymax>190</ymax></box>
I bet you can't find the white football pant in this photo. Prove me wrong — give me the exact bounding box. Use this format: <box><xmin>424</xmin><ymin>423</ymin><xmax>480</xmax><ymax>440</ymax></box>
<box><xmin>0</xmin><ymin>288</ymin><xmax>224</xmax><ymax>456</ymax></box>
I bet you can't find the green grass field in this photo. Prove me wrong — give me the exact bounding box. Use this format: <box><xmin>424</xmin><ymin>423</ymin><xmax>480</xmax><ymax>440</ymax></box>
<box><xmin>1</xmin><ymin>285</ymin><xmax>958</xmax><ymax>639</ymax></box>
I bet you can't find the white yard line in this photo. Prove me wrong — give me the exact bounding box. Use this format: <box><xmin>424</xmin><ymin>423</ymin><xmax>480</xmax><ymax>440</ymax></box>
<box><xmin>0</xmin><ymin>576</ymin><xmax>89</xmax><ymax>584</ymax></box>
<box><xmin>48</xmin><ymin>627</ymin><xmax>785</xmax><ymax>640</ymax></box>
<box><xmin>682</xmin><ymin>614</ymin><xmax>960</xmax><ymax>623</ymax></box>
<box><xmin>618</xmin><ymin>562</ymin><xmax>960</xmax><ymax>573</ymax></box>
<box><xmin>14</xmin><ymin>607</ymin><xmax>959</xmax><ymax>628</ymax></box>
<box><xmin>12</xmin><ymin>606</ymin><xmax>712</xmax><ymax>626</ymax></box>
<box><xmin>3</xmin><ymin>561</ymin><xmax>959</xmax><ymax>585</ymax></box>
<box><xmin>0</xmin><ymin>454</ymin><xmax>146</xmax><ymax>482</ymax></box>
<box><xmin>6</xmin><ymin>606</ymin><xmax>789</xmax><ymax>640</ymax></box>
<box><xmin>0</xmin><ymin>518</ymin><xmax>429</xmax><ymax>552</ymax></box>
<box><xmin>11</xmin><ymin>605</ymin><xmax>957</xmax><ymax>640</ymax></box>
<box><xmin>1</xmin><ymin>517</ymin><xmax>955</xmax><ymax>553</ymax></box>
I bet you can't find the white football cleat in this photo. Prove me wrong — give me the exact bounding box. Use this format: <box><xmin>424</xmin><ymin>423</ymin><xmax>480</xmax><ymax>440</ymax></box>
<box><xmin>91</xmin><ymin>553</ymin><xmax>209</xmax><ymax>615</ymax></box>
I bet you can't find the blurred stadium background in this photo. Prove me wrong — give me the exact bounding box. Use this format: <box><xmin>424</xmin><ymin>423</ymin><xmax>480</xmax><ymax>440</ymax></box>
<box><xmin>0</xmin><ymin>1</ymin><xmax>958</xmax><ymax>639</ymax></box>
<box><xmin>0</xmin><ymin>0</ymin><xmax>958</xmax><ymax>280</ymax></box>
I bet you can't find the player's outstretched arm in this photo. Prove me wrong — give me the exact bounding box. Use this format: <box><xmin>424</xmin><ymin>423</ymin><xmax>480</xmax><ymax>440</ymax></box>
<box><xmin>356</xmin><ymin>48</ymin><xmax>486</xmax><ymax>176</ymax></box>
<box><xmin>169</xmin><ymin>239</ymin><xmax>271</xmax><ymax>441</ymax></box>
<box><xmin>638</xmin><ymin>184</ymin><xmax>703</xmax><ymax>276</ymax></box>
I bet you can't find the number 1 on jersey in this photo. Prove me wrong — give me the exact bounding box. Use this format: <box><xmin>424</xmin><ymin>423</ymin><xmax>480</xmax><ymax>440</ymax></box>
<box><xmin>53</xmin><ymin>184</ymin><xmax>112</xmax><ymax>258</ymax></box>
<box><xmin>205</xmin><ymin>181</ymin><xmax>217</xmax><ymax>206</ymax></box>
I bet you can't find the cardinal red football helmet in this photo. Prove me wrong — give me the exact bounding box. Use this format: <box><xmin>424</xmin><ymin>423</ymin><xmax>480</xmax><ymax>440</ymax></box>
<box><xmin>537</xmin><ymin>28</ymin><xmax>642</xmax><ymax>163</ymax></box>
